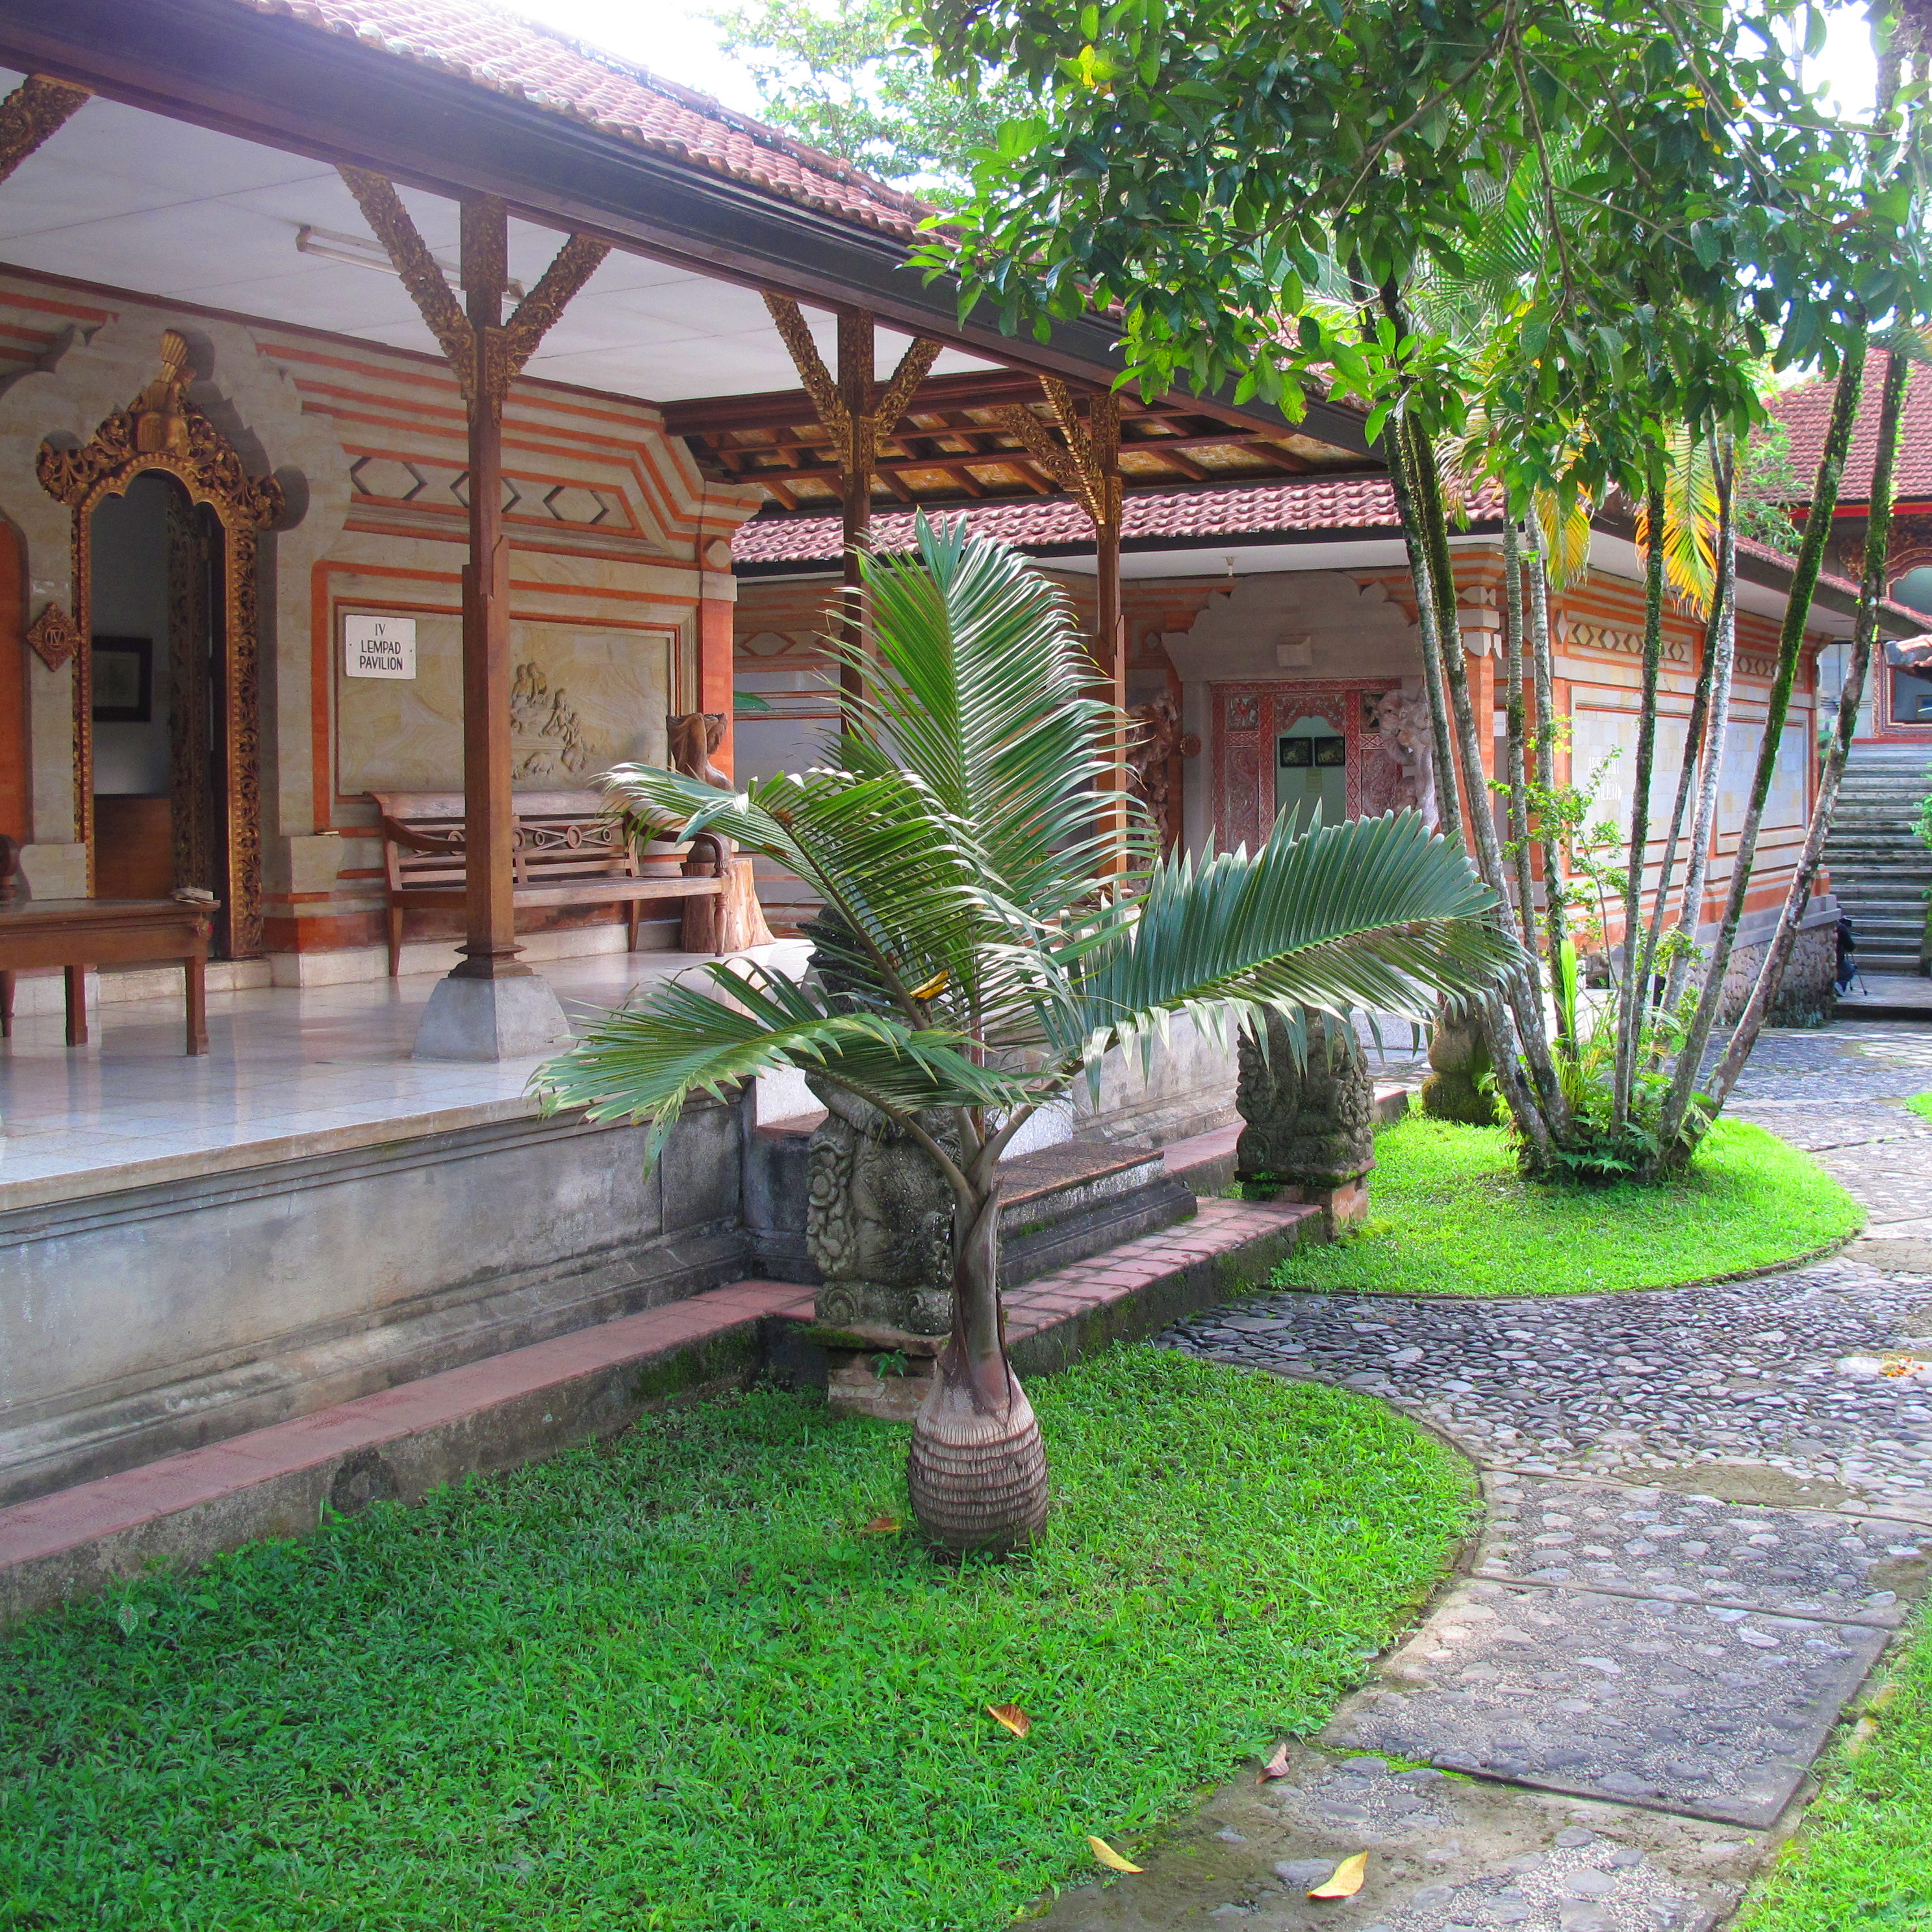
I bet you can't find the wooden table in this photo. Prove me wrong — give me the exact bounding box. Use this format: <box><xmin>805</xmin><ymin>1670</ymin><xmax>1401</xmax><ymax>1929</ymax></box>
<box><xmin>0</xmin><ymin>898</ymin><xmax>216</xmax><ymax>1055</ymax></box>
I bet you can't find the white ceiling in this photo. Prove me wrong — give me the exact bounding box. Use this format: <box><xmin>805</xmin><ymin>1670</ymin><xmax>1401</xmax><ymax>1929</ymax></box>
<box><xmin>0</xmin><ymin>73</ymin><xmax>998</xmax><ymax>403</ymax></box>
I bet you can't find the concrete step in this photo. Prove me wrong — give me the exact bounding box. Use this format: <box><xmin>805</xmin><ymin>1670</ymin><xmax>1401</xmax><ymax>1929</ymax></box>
<box><xmin>0</xmin><ymin>1195</ymin><xmax>1323</xmax><ymax>1625</ymax></box>
<box><xmin>1822</xmin><ymin>843</ymin><xmax>1932</xmax><ymax>863</ymax></box>
<box><xmin>1839</xmin><ymin>913</ymin><xmax>1921</xmax><ymax>933</ymax></box>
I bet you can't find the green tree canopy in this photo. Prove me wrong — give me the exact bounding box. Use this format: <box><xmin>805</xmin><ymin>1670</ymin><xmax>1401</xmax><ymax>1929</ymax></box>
<box><xmin>912</xmin><ymin>0</ymin><xmax>1927</xmax><ymax>512</ymax></box>
<box><xmin>705</xmin><ymin>0</ymin><xmax>1033</xmax><ymax>197</ymax></box>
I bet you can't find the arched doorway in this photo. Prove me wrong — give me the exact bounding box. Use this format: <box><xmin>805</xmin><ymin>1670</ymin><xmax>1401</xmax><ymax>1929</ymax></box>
<box><xmin>37</xmin><ymin>332</ymin><xmax>283</xmax><ymax>956</ymax></box>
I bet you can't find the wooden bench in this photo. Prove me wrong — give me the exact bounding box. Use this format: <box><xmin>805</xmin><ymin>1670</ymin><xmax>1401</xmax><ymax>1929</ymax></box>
<box><xmin>0</xmin><ymin>839</ymin><xmax>214</xmax><ymax>1055</ymax></box>
<box><xmin>369</xmin><ymin>790</ymin><xmax>728</xmax><ymax>976</ymax></box>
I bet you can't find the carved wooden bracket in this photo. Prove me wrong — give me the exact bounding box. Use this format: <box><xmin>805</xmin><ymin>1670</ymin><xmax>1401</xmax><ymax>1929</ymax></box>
<box><xmin>997</xmin><ymin>380</ymin><xmax>1121</xmax><ymax>533</ymax></box>
<box><xmin>761</xmin><ymin>294</ymin><xmax>944</xmax><ymax>476</ymax></box>
<box><xmin>0</xmin><ymin>74</ymin><xmax>90</xmax><ymax>192</ymax></box>
<box><xmin>336</xmin><ymin>169</ymin><xmax>611</xmax><ymax>410</ymax></box>
<box><xmin>25</xmin><ymin>600</ymin><xmax>80</xmax><ymax>671</ymax></box>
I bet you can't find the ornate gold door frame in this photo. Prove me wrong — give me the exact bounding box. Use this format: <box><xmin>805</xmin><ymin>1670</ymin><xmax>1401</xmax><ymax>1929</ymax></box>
<box><xmin>36</xmin><ymin>332</ymin><xmax>283</xmax><ymax>955</ymax></box>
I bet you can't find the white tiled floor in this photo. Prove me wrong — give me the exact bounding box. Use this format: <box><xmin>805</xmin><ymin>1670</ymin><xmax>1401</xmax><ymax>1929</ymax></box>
<box><xmin>0</xmin><ymin>943</ymin><xmax>810</xmax><ymax>1208</ymax></box>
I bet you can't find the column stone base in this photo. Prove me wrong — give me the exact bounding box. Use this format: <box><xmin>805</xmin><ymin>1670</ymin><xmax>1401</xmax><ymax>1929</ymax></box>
<box><xmin>411</xmin><ymin>971</ymin><xmax>572</xmax><ymax>1062</ymax></box>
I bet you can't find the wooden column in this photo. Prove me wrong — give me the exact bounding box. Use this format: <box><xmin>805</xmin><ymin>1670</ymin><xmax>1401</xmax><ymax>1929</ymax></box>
<box><xmin>338</xmin><ymin>169</ymin><xmax>609</xmax><ymax>1050</ymax></box>
<box><xmin>836</xmin><ymin>309</ymin><xmax>874</xmax><ymax>715</ymax></box>
<box><xmin>761</xmin><ymin>296</ymin><xmax>943</xmax><ymax>725</ymax></box>
<box><xmin>697</xmin><ymin>591</ymin><xmax>736</xmax><ymax>779</ymax></box>
<box><xmin>454</xmin><ymin>196</ymin><xmax>521</xmax><ymax>980</ymax></box>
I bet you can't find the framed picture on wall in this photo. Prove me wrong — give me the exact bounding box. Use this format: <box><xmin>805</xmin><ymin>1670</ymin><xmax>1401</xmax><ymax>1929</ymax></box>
<box><xmin>92</xmin><ymin>637</ymin><xmax>153</xmax><ymax>724</ymax></box>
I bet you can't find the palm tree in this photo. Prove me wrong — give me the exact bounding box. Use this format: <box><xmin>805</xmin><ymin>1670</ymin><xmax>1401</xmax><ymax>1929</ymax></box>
<box><xmin>532</xmin><ymin>518</ymin><xmax>1517</xmax><ymax>1553</ymax></box>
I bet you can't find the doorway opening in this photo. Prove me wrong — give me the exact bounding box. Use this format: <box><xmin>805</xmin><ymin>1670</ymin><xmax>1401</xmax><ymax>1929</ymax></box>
<box><xmin>88</xmin><ymin>472</ymin><xmax>233</xmax><ymax>950</ymax></box>
<box><xmin>1275</xmin><ymin>710</ymin><xmax>1347</xmax><ymax>828</ymax></box>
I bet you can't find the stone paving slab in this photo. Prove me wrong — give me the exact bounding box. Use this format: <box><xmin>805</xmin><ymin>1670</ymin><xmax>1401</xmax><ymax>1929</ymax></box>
<box><xmin>1323</xmin><ymin>1577</ymin><xmax>1888</xmax><ymax>1827</ymax></box>
<box><xmin>1036</xmin><ymin>1740</ymin><xmax>1754</xmax><ymax>1931</ymax></box>
<box><xmin>1474</xmin><ymin>1475</ymin><xmax>1926</xmax><ymax>1627</ymax></box>
<box><xmin>1169</xmin><ymin>1258</ymin><xmax>1932</xmax><ymax>1522</ymax></box>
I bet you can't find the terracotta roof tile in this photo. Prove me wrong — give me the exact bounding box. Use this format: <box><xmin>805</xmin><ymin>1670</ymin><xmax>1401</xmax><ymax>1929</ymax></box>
<box><xmin>1765</xmin><ymin>351</ymin><xmax>1932</xmax><ymax>503</ymax></box>
<box><xmin>733</xmin><ymin>476</ymin><xmax>1912</xmax><ymax>626</ymax></box>
<box><xmin>732</xmin><ymin>476</ymin><xmax>1414</xmax><ymax>565</ymax></box>
<box><xmin>235</xmin><ymin>0</ymin><xmax>930</xmax><ymax>237</ymax></box>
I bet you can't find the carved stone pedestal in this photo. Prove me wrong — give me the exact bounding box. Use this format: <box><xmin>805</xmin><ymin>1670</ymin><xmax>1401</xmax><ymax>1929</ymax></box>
<box><xmin>804</xmin><ymin>1082</ymin><xmax>959</xmax><ymax>1417</ymax></box>
<box><xmin>1419</xmin><ymin>1013</ymin><xmax>1500</xmax><ymax>1125</ymax></box>
<box><xmin>1234</xmin><ymin>1008</ymin><xmax>1375</xmax><ymax>1237</ymax></box>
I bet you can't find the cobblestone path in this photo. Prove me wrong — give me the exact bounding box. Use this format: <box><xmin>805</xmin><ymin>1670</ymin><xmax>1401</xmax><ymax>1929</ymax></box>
<box><xmin>1041</xmin><ymin>1021</ymin><xmax>1932</xmax><ymax>1932</ymax></box>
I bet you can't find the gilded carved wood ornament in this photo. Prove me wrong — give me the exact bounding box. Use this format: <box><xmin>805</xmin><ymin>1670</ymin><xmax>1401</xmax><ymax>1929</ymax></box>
<box><xmin>37</xmin><ymin>330</ymin><xmax>285</xmax><ymax>954</ymax></box>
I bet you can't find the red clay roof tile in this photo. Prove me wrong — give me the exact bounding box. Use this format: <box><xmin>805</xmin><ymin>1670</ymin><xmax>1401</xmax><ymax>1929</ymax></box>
<box><xmin>732</xmin><ymin>476</ymin><xmax>1414</xmax><ymax>565</ymax></box>
<box><xmin>235</xmin><ymin>0</ymin><xmax>930</xmax><ymax>238</ymax></box>
<box><xmin>1765</xmin><ymin>351</ymin><xmax>1932</xmax><ymax>503</ymax></box>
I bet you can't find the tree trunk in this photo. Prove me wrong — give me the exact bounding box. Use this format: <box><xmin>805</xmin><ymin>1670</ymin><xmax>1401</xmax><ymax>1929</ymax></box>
<box><xmin>1648</xmin><ymin>440</ymin><xmax>1732</xmax><ymax>1019</ymax></box>
<box><xmin>1660</xmin><ymin>455</ymin><xmax>1738</xmax><ymax>1021</ymax></box>
<box><xmin>1526</xmin><ymin>535</ymin><xmax>1572</xmax><ymax>1047</ymax></box>
<box><xmin>1659</xmin><ymin>336</ymin><xmax>1869</xmax><ymax>1150</ymax></box>
<box><xmin>1397</xmin><ymin>422</ymin><xmax>1565</xmax><ymax>1149</ymax></box>
<box><xmin>1612</xmin><ymin>471</ymin><xmax>1670</xmax><ymax>1128</ymax></box>
<box><xmin>906</xmin><ymin>1184</ymin><xmax>1050</xmax><ymax>1554</ymax></box>
<box><xmin>1709</xmin><ymin>349</ymin><xmax>1914</xmax><ymax>1106</ymax></box>
<box><xmin>1501</xmin><ymin>523</ymin><xmax>1539</xmax><ymax>955</ymax></box>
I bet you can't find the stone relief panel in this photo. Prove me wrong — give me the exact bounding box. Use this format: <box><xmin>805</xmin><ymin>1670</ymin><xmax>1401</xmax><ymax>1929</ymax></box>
<box><xmin>337</xmin><ymin>613</ymin><xmax>672</xmax><ymax>793</ymax></box>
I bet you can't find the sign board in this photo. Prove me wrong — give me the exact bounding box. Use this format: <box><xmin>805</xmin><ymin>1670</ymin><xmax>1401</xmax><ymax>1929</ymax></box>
<box><xmin>344</xmin><ymin>613</ymin><xmax>417</xmax><ymax>680</ymax></box>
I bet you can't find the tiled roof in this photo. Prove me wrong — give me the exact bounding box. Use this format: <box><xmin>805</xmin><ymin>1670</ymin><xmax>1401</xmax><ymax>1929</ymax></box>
<box><xmin>732</xmin><ymin>476</ymin><xmax>1414</xmax><ymax>565</ymax></box>
<box><xmin>1765</xmin><ymin>351</ymin><xmax>1932</xmax><ymax>505</ymax></box>
<box><xmin>236</xmin><ymin>0</ymin><xmax>930</xmax><ymax>237</ymax></box>
<box><xmin>732</xmin><ymin>476</ymin><xmax>1916</xmax><ymax>628</ymax></box>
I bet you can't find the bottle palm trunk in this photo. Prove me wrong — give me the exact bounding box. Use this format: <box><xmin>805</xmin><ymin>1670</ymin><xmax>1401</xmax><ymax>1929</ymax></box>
<box><xmin>906</xmin><ymin>1184</ymin><xmax>1049</xmax><ymax>1553</ymax></box>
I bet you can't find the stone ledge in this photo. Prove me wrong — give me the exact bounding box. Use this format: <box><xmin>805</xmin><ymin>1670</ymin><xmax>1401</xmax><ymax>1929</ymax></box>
<box><xmin>0</xmin><ymin>1280</ymin><xmax>811</xmax><ymax>1626</ymax></box>
<box><xmin>0</xmin><ymin>1199</ymin><xmax>1321</xmax><ymax>1622</ymax></box>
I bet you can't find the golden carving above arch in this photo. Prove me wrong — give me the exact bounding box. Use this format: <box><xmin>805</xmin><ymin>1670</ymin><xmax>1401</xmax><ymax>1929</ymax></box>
<box><xmin>36</xmin><ymin>331</ymin><xmax>285</xmax><ymax>957</ymax></box>
<box><xmin>36</xmin><ymin>329</ymin><xmax>285</xmax><ymax>528</ymax></box>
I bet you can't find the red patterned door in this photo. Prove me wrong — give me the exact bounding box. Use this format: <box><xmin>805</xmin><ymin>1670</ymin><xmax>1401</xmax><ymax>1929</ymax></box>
<box><xmin>1211</xmin><ymin>681</ymin><xmax>1406</xmax><ymax>849</ymax></box>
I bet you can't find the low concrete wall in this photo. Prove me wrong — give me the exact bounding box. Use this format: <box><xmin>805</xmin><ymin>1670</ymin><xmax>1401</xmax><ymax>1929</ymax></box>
<box><xmin>0</xmin><ymin>1097</ymin><xmax>748</xmax><ymax>1508</ymax></box>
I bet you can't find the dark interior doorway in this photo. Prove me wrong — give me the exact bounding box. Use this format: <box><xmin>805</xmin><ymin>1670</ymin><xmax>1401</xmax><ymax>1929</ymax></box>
<box><xmin>89</xmin><ymin>474</ymin><xmax>233</xmax><ymax>954</ymax></box>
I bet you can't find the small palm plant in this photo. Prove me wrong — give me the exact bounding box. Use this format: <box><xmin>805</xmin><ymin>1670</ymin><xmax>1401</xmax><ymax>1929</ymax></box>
<box><xmin>533</xmin><ymin>518</ymin><xmax>1516</xmax><ymax>1553</ymax></box>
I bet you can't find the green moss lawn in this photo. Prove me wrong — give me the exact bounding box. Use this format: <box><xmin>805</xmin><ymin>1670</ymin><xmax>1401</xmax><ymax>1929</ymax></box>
<box><xmin>0</xmin><ymin>1349</ymin><xmax>1473</xmax><ymax>1932</ymax></box>
<box><xmin>1271</xmin><ymin>1113</ymin><xmax>1860</xmax><ymax>1298</ymax></box>
<box><xmin>1736</xmin><ymin>1603</ymin><xmax>1932</xmax><ymax>1932</ymax></box>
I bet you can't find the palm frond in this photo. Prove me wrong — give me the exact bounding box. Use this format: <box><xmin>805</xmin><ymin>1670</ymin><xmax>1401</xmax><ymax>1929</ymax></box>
<box><xmin>1532</xmin><ymin>488</ymin><xmax>1594</xmax><ymax>589</ymax></box>
<box><xmin>830</xmin><ymin>515</ymin><xmax>1159</xmax><ymax>913</ymax></box>
<box><xmin>531</xmin><ymin>961</ymin><xmax>1030</xmax><ymax>1167</ymax></box>
<box><xmin>598</xmin><ymin>760</ymin><xmax>995</xmax><ymax>1011</ymax></box>
<box><xmin>1067</xmin><ymin>809</ymin><xmax>1519</xmax><ymax>1061</ymax></box>
<box><xmin>1634</xmin><ymin>427</ymin><xmax>1720</xmax><ymax>615</ymax></box>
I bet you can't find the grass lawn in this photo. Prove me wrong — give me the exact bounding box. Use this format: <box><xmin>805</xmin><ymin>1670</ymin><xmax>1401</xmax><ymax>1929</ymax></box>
<box><xmin>0</xmin><ymin>1349</ymin><xmax>1473</xmax><ymax>1932</ymax></box>
<box><xmin>1736</xmin><ymin>1605</ymin><xmax>1932</xmax><ymax>1932</ymax></box>
<box><xmin>1906</xmin><ymin>1092</ymin><xmax>1932</xmax><ymax>1126</ymax></box>
<box><xmin>1270</xmin><ymin>1113</ymin><xmax>1861</xmax><ymax>1298</ymax></box>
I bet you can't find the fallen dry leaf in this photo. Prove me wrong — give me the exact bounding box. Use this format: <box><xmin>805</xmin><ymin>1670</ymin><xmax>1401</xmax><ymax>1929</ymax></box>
<box><xmin>1308</xmin><ymin>1852</ymin><xmax>1369</xmax><ymax>1900</ymax></box>
<box><xmin>859</xmin><ymin>1515</ymin><xmax>900</xmax><ymax>1534</ymax></box>
<box><xmin>1846</xmin><ymin>1716</ymin><xmax>1880</xmax><ymax>1757</ymax></box>
<box><xmin>1258</xmin><ymin>1743</ymin><xmax>1291</xmax><ymax>1784</ymax></box>
<box><xmin>986</xmin><ymin>1703</ymin><xmax>1032</xmax><ymax>1738</ymax></box>
<box><xmin>1087</xmin><ymin>1836</ymin><xmax>1143</xmax><ymax>1874</ymax></box>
